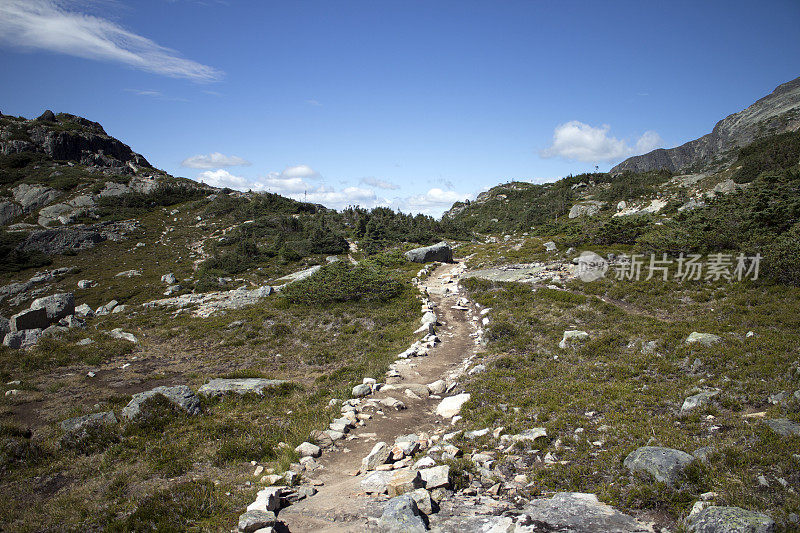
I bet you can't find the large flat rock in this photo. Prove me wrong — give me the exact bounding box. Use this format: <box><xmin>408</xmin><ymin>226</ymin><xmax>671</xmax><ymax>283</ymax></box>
<box><xmin>523</xmin><ymin>492</ymin><xmax>654</xmax><ymax>532</ymax></box>
<box><xmin>198</xmin><ymin>378</ymin><xmax>287</xmax><ymax>396</ymax></box>
<box><xmin>405</xmin><ymin>242</ymin><xmax>453</xmax><ymax>263</ymax></box>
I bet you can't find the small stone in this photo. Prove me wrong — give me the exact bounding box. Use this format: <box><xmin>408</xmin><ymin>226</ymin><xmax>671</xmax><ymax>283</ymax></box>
<box><xmin>419</xmin><ymin>465</ymin><xmax>450</xmax><ymax>489</ymax></box>
<box><xmin>387</xmin><ymin>469</ymin><xmax>424</xmax><ymax>497</ymax></box>
<box><xmin>352</xmin><ymin>383</ymin><xmax>372</xmax><ymax>398</ymax></box>
<box><xmin>362</xmin><ymin>441</ymin><xmax>391</xmax><ymax>471</ymax></box>
<box><xmin>558</xmin><ymin>330</ymin><xmax>589</xmax><ymax>349</ymax></box>
<box><xmin>246</xmin><ymin>487</ymin><xmax>282</xmax><ymax>512</ymax></box>
<box><xmin>361</xmin><ymin>470</ymin><xmax>394</xmax><ymax>494</ymax></box>
<box><xmin>436</xmin><ymin>393</ymin><xmax>470</xmax><ymax>418</ymax></box>
<box><xmin>686</xmin><ymin>332</ymin><xmax>722</xmax><ymax>345</ymax></box>
<box><xmin>427</xmin><ymin>379</ymin><xmax>447</xmax><ymax>395</ymax></box>
<box><xmin>408</xmin><ymin>487</ymin><xmax>434</xmax><ymax>515</ymax></box>
<box><xmin>295</xmin><ymin>441</ymin><xmax>322</xmax><ymax>458</ymax></box>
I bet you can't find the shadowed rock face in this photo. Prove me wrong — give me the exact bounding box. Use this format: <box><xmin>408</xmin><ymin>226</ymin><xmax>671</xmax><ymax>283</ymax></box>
<box><xmin>611</xmin><ymin>77</ymin><xmax>800</xmax><ymax>174</ymax></box>
<box><xmin>0</xmin><ymin>112</ymin><xmax>152</xmax><ymax>170</ymax></box>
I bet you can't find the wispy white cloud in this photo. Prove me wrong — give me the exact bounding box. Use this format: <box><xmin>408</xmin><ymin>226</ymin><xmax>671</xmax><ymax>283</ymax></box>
<box><xmin>182</xmin><ymin>152</ymin><xmax>251</xmax><ymax>169</ymax></box>
<box><xmin>540</xmin><ymin>121</ymin><xmax>663</xmax><ymax>162</ymax></box>
<box><xmin>305</xmin><ymin>98</ymin><xmax>322</xmax><ymax>107</ymax></box>
<box><xmin>124</xmin><ymin>88</ymin><xmax>187</xmax><ymax>101</ymax></box>
<box><xmin>0</xmin><ymin>0</ymin><xmax>223</xmax><ymax>82</ymax></box>
<box><xmin>360</xmin><ymin>177</ymin><xmax>399</xmax><ymax>190</ymax></box>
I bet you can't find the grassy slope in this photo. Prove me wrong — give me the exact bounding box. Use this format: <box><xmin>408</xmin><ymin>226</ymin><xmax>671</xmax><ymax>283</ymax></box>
<box><xmin>454</xmin><ymin>268</ymin><xmax>799</xmax><ymax>527</ymax></box>
<box><xmin>0</xmin><ymin>258</ymin><xmax>421</xmax><ymax>530</ymax></box>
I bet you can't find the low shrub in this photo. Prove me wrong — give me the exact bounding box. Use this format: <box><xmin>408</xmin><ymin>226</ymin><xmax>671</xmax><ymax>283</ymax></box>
<box><xmin>281</xmin><ymin>261</ymin><xmax>403</xmax><ymax>305</ymax></box>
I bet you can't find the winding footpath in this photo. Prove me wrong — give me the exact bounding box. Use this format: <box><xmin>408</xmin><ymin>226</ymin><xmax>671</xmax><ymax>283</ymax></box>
<box><xmin>277</xmin><ymin>260</ymin><xmax>482</xmax><ymax>531</ymax></box>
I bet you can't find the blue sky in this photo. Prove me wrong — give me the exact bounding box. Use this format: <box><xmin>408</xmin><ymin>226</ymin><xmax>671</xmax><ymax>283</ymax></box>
<box><xmin>1</xmin><ymin>0</ymin><xmax>798</xmax><ymax>216</ymax></box>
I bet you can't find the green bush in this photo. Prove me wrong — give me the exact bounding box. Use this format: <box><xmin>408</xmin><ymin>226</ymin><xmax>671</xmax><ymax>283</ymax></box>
<box><xmin>734</xmin><ymin>130</ymin><xmax>800</xmax><ymax>183</ymax></box>
<box><xmin>0</xmin><ymin>231</ymin><xmax>51</xmax><ymax>273</ymax></box>
<box><xmin>281</xmin><ymin>261</ymin><xmax>403</xmax><ymax>305</ymax></box>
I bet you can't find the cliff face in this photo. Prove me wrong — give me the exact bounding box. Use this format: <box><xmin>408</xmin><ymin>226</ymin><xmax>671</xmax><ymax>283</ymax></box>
<box><xmin>611</xmin><ymin>76</ymin><xmax>800</xmax><ymax>174</ymax></box>
<box><xmin>0</xmin><ymin>110</ymin><xmax>151</xmax><ymax>172</ymax></box>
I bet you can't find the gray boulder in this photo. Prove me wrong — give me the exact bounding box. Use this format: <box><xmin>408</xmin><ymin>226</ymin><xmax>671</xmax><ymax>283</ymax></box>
<box><xmin>3</xmin><ymin>328</ymin><xmax>43</xmax><ymax>349</ymax></box>
<box><xmin>121</xmin><ymin>385</ymin><xmax>201</xmax><ymax>421</ymax></box>
<box><xmin>388</xmin><ymin>469</ymin><xmax>424</xmax><ymax>497</ymax></box>
<box><xmin>405</xmin><ymin>242</ymin><xmax>453</xmax><ymax>263</ymax></box>
<box><xmin>30</xmin><ymin>292</ymin><xmax>75</xmax><ymax>321</ymax></box>
<box><xmin>362</xmin><ymin>441</ymin><xmax>392</xmax><ymax>471</ymax></box>
<box><xmin>0</xmin><ymin>316</ymin><xmax>9</xmax><ymax>338</ymax></box>
<box><xmin>682</xmin><ymin>390</ymin><xmax>720</xmax><ymax>413</ymax></box>
<box><xmin>686</xmin><ymin>506</ymin><xmax>775</xmax><ymax>533</ymax></box>
<box><xmin>237</xmin><ymin>510</ymin><xmax>277</xmax><ymax>533</ymax></box>
<box><xmin>419</xmin><ymin>465</ymin><xmax>450</xmax><ymax>489</ymax></box>
<box><xmin>197</xmin><ymin>378</ymin><xmax>287</xmax><ymax>396</ymax></box>
<box><xmin>524</xmin><ymin>492</ymin><xmax>654</xmax><ymax>532</ymax></box>
<box><xmin>10</xmin><ymin>307</ymin><xmax>49</xmax><ymax>331</ymax></box>
<box><xmin>246</xmin><ymin>487</ymin><xmax>283</xmax><ymax>513</ymax></box>
<box><xmin>568</xmin><ymin>201</ymin><xmax>605</xmax><ymax>219</ymax></box>
<box><xmin>12</xmin><ymin>183</ymin><xmax>60</xmax><ymax>212</ymax></box>
<box><xmin>764</xmin><ymin>418</ymin><xmax>800</xmax><ymax>437</ymax></box>
<box><xmin>378</xmin><ymin>494</ymin><xmax>427</xmax><ymax>533</ymax></box>
<box><xmin>624</xmin><ymin>446</ymin><xmax>695</xmax><ymax>486</ymax></box>
<box><xmin>59</xmin><ymin>411</ymin><xmax>117</xmax><ymax>449</ymax></box>
<box><xmin>74</xmin><ymin>303</ymin><xmax>94</xmax><ymax>317</ymax></box>
<box><xmin>161</xmin><ymin>272</ymin><xmax>177</xmax><ymax>284</ymax></box>
<box><xmin>361</xmin><ymin>471</ymin><xmax>394</xmax><ymax>494</ymax></box>
<box><xmin>352</xmin><ymin>383</ymin><xmax>372</xmax><ymax>398</ymax></box>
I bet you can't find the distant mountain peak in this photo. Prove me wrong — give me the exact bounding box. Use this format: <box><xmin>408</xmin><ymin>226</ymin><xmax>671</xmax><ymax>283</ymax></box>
<box><xmin>610</xmin><ymin>76</ymin><xmax>800</xmax><ymax>174</ymax></box>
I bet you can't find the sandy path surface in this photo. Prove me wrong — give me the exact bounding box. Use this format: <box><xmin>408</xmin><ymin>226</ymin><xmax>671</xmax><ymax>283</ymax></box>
<box><xmin>279</xmin><ymin>261</ymin><xmax>481</xmax><ymax>532</ymax></box>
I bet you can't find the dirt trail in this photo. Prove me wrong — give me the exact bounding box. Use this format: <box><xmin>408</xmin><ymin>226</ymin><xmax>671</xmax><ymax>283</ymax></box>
<box><xmin>279</xmin><ymin>261</ymin><xmax>481</xmax><ymax>532</ymax></box>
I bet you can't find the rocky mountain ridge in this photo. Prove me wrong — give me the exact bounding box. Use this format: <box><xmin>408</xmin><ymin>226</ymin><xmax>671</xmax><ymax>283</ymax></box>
<box><xmin>610</xmin><ymin>76</ymin><xmax>800</xmax><ymax>174</ymax></box>
<box><xmin>0</xmin><ymin>110</ymin><xmax>152</xmax><ymax>173</ymax></box>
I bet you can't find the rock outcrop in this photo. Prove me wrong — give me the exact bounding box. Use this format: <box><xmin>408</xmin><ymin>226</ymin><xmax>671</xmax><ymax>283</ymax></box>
<box><xmin>0</xmin><ymin>111</ymin><xmax>152</xmax><ymax>172</ymax></box>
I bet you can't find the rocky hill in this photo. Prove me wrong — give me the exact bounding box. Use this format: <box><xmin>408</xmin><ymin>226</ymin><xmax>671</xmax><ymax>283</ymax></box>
<box><xmin>610</xmin><ymin>76</ymin><xmax>800</xmax><ymax>174</ymax></box>
<box><xmin>1</xmin><ymin>110</ymin><xmax>152</xmax><ymax>172</ymax></box>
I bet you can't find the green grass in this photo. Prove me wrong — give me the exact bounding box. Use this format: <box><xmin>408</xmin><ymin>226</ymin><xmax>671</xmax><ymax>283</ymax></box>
<box><xmin>0</xmin><ymin>257</ymin><xmax>421</xmax><ymax>530</ymax></box>
<box><xmin>455</xmin><ymin>271</ymin><xmax>800</xmax><ymax>525</ymax></box>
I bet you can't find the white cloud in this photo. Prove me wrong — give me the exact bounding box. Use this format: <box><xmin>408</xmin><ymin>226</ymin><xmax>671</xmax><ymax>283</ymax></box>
<box><xmin>196</xmin><ymin>169</ymin><xmax>249</xmax><ymax>189</ymax></box>
<box><xmin>191</xmin><ymin>164</ymin><xmax>469</xmax><ymax>217</ymax></box>
<box><xmin>360</xmin><ymin>177</ymin><xmax>399</xmax><ymax>190</ymax></box>
<box><xmin>0</xmin><ymin>0</ymin><xmax>222</xmax><ymax>82</ymax></box>
<box><xmin>540</xmin><ymin>121</ymin><xmax>663</xmax><ymax>162</ymax></box>
<box><xmin>182</xmin><ymin>152</ymin><xmax>251</xmax><ymax>169</ymax></box>
<box><xmin>635</xmin><ymin>130</ymin><xmax>664</xmax><ymax>154</ymax></box>
<box><xmin>305</xmin><ymin>99</ymin><xmax>322</xmax><ymax>106</ymax></box>
<box><xmin>401</xmin><ymin>188</ymin><xmax>473</xmax><ymax>217</ymax></box>
<box><xmin>280</xmin><ymin>164</ymin><xmax>321</xmax><ymax>180</ymax></box>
